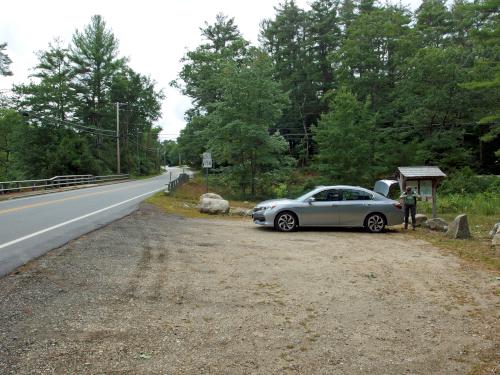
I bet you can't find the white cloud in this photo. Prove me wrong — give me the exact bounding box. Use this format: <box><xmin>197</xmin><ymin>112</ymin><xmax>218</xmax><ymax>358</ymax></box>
<box><xmin>1</xmin><ymin>0</ymin><xmax>419</xmax><ymax>140</ymax></box>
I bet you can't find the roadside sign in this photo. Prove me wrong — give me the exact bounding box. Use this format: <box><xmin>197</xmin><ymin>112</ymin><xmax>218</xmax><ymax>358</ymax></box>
<box><xmin>202</xmin><ymin>152</ymin><xmax>212</xmax><ymax>168</ymax></box>
<box><xmin>202</xmin><ymin>152</ymin><xmax>212</xmax><ymax>193</ymax></box>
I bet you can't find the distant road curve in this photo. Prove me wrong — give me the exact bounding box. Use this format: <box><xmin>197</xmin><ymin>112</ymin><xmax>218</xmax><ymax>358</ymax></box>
<box><xmin>0</xmin><ymin>167</ymin><xmax>184</xmax><ymax>277</ymax></box>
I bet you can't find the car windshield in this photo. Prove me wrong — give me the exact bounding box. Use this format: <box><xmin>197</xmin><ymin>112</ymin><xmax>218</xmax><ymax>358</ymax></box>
<box><xmin>295</xmin><ymin>188</ymin><xmax>321</xmax><ymax>201</ymax></box>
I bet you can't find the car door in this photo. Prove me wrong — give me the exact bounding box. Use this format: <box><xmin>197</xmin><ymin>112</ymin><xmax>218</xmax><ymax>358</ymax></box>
<box><xmin>335</xmin><ymin>189</ymin><xmax>374</xmax><ymax>226</ymax></box>
<box><xmin>299</xmin><ymin>188</ymin><xmax>340</xmax><ymax>226</ymax></box>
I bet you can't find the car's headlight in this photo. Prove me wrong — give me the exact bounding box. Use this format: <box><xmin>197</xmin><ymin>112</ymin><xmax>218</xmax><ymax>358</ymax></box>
<box><xmin>254</xmin><ymin>205</ymin><xmax>276</xmax><ymax>212</ymax></box>
<box><xmin>261</xmin><ymin>205</ymin><xmax>276</xmax><ymax>211</ymax></box>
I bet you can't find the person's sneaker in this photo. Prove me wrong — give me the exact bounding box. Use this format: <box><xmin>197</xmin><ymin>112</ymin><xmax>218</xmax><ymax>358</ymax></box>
<box><xmin>412</xmin><ymin>227</ymin><xmax>416</xmax><ymax>231</ymax></box>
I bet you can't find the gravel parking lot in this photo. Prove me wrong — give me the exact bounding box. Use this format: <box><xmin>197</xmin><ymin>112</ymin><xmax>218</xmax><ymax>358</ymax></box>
<box><xmin>0</xmin><ymin>204</ymin><xmax>498</xmax><ymax>374</ymax></box>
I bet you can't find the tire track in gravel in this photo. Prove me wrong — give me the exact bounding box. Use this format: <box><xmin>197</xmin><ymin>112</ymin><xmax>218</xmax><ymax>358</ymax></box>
<box><xmin>124</xmin><ymin>238</ymin><xmax>169</xmax><ymax>302</ymax></box>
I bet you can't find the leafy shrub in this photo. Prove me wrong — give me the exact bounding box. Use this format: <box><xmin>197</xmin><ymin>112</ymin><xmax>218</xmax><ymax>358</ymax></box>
<box><xmin>420</xmin><ymin>192</ymin><xmax>500</xmax><ymax>216</ymax></box>
<box><xmin>439</xmin><ymin>167</ymin><xmax>500</xmax><ymax>195</ymax></box>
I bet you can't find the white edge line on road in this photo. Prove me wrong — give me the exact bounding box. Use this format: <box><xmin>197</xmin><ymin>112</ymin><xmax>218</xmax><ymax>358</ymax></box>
<box><xmin>0</xmin><ymin>187</ymin><xmax>164</xmax><ymax>251</ymax></box>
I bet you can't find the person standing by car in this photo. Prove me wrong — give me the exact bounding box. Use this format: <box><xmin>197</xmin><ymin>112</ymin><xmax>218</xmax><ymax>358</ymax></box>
<box><xmin>400</xmin><ymin>186</ymin><xmax>419</xmax><ymax>230</ymax></box>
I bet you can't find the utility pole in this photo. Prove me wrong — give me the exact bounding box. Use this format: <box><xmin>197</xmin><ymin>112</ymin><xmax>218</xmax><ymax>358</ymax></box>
<box><xmin>116</xmin><ymin>102</ymin><xmax>120</xmax><ymax>174</ymax></box>
<box><xmin>136</xmin><ymin>131</ymin><xmax>140</xmax><ymax>175</ymax></box>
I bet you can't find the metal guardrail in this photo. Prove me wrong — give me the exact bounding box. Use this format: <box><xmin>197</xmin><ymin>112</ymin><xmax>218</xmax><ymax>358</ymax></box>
<box><xmin>0</xmin><ymin>174</ymin><xmax>129</xmax><ymax>195</ymax></box>
<box><xmin>166</xmin><ymin>173</ymin><xmax>190</xmax><ymax>193</ymax></box>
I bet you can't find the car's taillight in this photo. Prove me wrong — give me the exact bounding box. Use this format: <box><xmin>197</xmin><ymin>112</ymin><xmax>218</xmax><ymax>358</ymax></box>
<box><xmin>394</xmin><ymin>202</ymin><xmax>402</xmax><ymax>209</ymax></box>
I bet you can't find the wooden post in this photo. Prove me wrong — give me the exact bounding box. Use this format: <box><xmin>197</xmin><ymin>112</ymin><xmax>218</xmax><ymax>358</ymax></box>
<box><xmin>205</xmin><ymin>168</ymin><xmax>208</xmax><ymax>193</ymax></box>
<box><xmin>432</xmin><ymin>180</ymin><xmax>437</xmax><ymax>218</ymax></box>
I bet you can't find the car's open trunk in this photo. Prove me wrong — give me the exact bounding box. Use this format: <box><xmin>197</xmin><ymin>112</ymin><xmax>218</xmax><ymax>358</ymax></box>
<box><xmin>373</xmin><ymin>179</ymin><xmax>400</xmax><ymax>199</ymax></box>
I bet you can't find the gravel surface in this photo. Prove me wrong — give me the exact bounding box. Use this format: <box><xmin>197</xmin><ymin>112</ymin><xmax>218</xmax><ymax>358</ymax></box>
<box><xmin>0</xmin><ymin>204</ymin><xmax>498</xmax><ymax>374</ymax></box>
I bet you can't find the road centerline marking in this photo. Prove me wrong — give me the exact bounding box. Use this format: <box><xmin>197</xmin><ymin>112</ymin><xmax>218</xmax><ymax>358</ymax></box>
<box><xmin>0</xmin><ymin>187</ymin><xmax>163</xmax><ymax>251</ymax></box>
<box><xmin>0</xmin><ymin>181</ymin><xmax>160</xmax><ymax>216</ymax></box>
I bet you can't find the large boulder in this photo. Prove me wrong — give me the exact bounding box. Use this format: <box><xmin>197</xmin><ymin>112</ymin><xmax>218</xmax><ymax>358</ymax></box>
<box><xmin>199</xmin><ymin>193</ymin><xmax>229</xmax><ymax>215</ymax></box>
<box><xmin>201</xmin><ymin>193</ymin><xmax>224</xmax><ymax>200</ymax></box>
<box><xmin>414</xmin><ymin>214</ymin><xmax>428</xmax><ymax>227</ymax></box>
<box><xmin>445</xmin><ymin>214</ymin><xmax>471</xmax><ymax>239</ymax></box>
<box><xmin>422</xmin><ymin>218</ymin><xmax>448</xmax><ymax>232</ymax></box>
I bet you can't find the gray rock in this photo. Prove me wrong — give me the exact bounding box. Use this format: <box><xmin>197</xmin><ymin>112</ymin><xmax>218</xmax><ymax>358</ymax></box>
<box><xmin>422</xmin><ymin>218</ymin><xmax>448</xmax><ymax>232</ymax></box>
<box><xmin>489</xmin><ymin>222</ymin><xmax>500</xmax><ymax>238</ymax></box>
<box><xmin>199</xmin><ymin>196</ymin><xmax>229</xmax><ymax>214</ymax></box>
<box><xmin>445</xmin><ymin>214</ymin><xmax>471</xmax><ymax>239</ymax></box>
<box><xmin>493</xmin><ymin>233</ymin><xmax>500</xmax><ymax>247</ymax></box>
<box><xmin>200</xmin><ymin>193</ymin><xmax>224</xmax><ymax>200</ymax></box>
<box><xmin>414</xmin><ymin>214</ymin><xmax>428</xmax><ymax>227</ymax></box>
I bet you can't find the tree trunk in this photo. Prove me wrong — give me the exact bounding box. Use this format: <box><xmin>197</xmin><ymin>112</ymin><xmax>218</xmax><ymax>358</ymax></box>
<box><xmin>250</xmin><ymin>153</ymin><xmax>256</xmax><ymax>198</ymax></box>
<box><xmin>299</xmin><ymin>94</ymin><xmax>309</xmax><ymax>166</ymax></box>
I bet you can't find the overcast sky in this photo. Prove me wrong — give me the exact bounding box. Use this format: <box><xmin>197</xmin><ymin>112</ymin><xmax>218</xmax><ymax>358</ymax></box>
<box><xmin>1</xmin><ymin>0</ymin><xmax>419</xmax><ymax>141</ymax></box>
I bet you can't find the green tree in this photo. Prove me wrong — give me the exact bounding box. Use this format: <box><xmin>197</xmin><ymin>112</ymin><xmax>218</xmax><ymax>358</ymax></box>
<box><xmin>175</xmin><ymin>14</ymin><xmax>249</xmax><ymax>166</ymax></box>
<box><xmin>110</xmin><ymin>67</ymin><xmax>164</xmax><ymax>174</ymax></box>
<box><xmin>50</xmin><ymin>134</ymin><xmax>100</xmax><ymax>175</ymax></box>
<box><xmin>9</xmin><ymin>16</ymin><xmax>164</xmax><ymax>178</ymax></box>
<box><xmin>70</xmin><ymin>14</ymin><xmax>125</xmax><ymax>169</ymax></box>
<box><xmin>308</xmin><ymin>0</ymin><xmax>342</xmax><ymax>96</ymax></box>
<box><xmin>338</xmin><ymin>0</ymin><xmax>356</xmax><ymax>32</ymax></box>
<box><xmin>177</xmin><ymin>112</ymin><xmax>210</xmax><ymax>166</ymax></box>
<box><xmin>175</xmin><ymin>13</ymin><xmax>247</xmax><ymax>110</ymax></box>
<box><xmin>206</xmin><ymin>49</ymin><xmax>293</xmax><ymax>197</ymax></box>
<box><xmin>392</xmin><ymin>47</ymin><xmax>476</xmax><ymax>169</ymax></box>
<box><xmin>13</xmin><ymin>40</ymin><xmax>85</xmax><ymax>178</ymax></box>
<box><xmin>334</xmin><ymin>5</ymin><xmax>413</xmax><ymax>113</ymax></box>
<box><xmin>16</xmin><ymin>40</ymin><xmax>76</xmax><ymax>122</ymax></box>
<box><xmin>461</xmin><ymin>0</ymin><xmax>500</xmax><ymax>158</ymax></box>
<box><xmin>260</xmin><ymin>1</ymin><xmax>318</xmax><ymax>163</ymax></box>
<box><xmin>313</xmin><ymin>88</ymin><xmax>376</xmax><ymax>185</ymax></box>
<box><xmin>0</xmin><ymin>42</ymin><xmax>12</xmax><ymax>77</ymax></box>
<box><xmin>415</xmin><ymin>0</ymin><xmax>452</xmax><ymax>48</ymax></box>
<box><xmin>161</xmin><ymin>140</ymin><xmax>179</xmax><ymax>166</ymax></box>
<box><xmin>0</xmin><ymin>109</ymin><xmax>23</xmax><ymax>179</ymax></box>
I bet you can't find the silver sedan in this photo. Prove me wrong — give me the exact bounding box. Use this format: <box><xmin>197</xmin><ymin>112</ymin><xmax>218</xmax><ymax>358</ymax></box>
<box><xmin>252</xmin><ymin>184</ymin><xmax>404</xmax><ymax>233</ymax></box>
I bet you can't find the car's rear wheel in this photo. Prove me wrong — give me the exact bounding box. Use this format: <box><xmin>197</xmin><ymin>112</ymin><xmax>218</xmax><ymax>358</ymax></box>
<box><xmin>274</xmin><ymin>211</ymin><xmax>298</xmax><ymax>232</ymax></box>
<box><xmin>365</xmin><ymin>213</ymin><xmax>386</xmax><ymax>233</ymax></box>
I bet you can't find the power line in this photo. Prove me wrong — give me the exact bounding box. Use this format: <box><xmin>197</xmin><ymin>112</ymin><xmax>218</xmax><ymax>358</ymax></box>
<box><xmin>127</xmin><ymin>139</ymin><xmax>158</xmax><ymax>153</ymax></box>
<box><xmin>21</xmin><ymin>111</ymin><xmax>117</xmax><ymax>135</ymax></box>
<box><xmin>20</xmin><ymin>114</ymin><xmax>117</xmax><ymax>139</ymax></box>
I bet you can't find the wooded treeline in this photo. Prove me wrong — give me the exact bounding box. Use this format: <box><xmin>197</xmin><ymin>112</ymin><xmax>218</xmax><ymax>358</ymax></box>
<box><xmin>174</xmin><ymin>0</ymin><xmax>499</xmax><ymax>197</ymax></box>
<box><xmin>0</xmin><ymin>15</ymin><xmax>164</xmax><ymax>180</ymax></box>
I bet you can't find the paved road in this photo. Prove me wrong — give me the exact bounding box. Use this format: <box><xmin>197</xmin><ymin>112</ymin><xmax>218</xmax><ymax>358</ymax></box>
<box><xmin>0</xmin><ymin>167</ymin><xmax>185</xmax><ymax>276</ymax></box>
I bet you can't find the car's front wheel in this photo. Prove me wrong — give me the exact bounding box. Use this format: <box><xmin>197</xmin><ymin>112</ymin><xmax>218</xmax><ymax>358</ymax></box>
<box><xmin>365</xmin><ymin>213</ymin><xmax>386</xmax><ymax>233</ymax></box>
<box><xmin>274</xmin><ymin>211</ymin><xmax>298</xmax><ymax>232</ymax></box>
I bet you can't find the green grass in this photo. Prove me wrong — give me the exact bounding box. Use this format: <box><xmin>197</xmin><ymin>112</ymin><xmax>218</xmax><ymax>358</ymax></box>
<box><xmin>409</xmin><ymin>194</ymin><xmax>499</xmax><ymax>271</ymax></box>
<box><xmin>419</xmin><ymin>193</ymin><xmax>499</xmax><ymax>217</ymax></box>
<box><xmin>146</xmin><ymin>176</ymin><xmax>256</xmax><ymax>219</ymax></box>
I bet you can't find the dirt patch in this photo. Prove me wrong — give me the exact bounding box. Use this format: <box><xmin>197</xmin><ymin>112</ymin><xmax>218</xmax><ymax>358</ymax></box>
<box><xmin>0</xmin><ymin>204</ymin><xmax>498</xmax><ymax>374</ymax></box>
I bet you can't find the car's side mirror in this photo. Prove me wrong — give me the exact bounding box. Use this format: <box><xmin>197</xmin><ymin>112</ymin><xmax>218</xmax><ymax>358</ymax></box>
<box><xmin>306</xmin><ymin>197</ymin><xmax>315</xmax><ymax>205</ymax></box>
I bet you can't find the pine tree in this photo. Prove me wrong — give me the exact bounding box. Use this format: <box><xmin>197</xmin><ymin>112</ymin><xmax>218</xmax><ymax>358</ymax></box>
<box><xmin>0</xmin><ymin>43</ymin><xmax>13</xmax><ymax>77</ymax></box>
<box><xmin>206</xmin><ymin>49</ymin><xmax>292</xmax><ymax>197</ymax></box>
<box><xmin>313</xmin><ymin>88</ymin><xmax>376</xmax><ymax>185</ymax></box>
<box><xmin>70</xmin><ymin>14</ymin><xmax>125</xmax><ymax>168</ymax></box>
